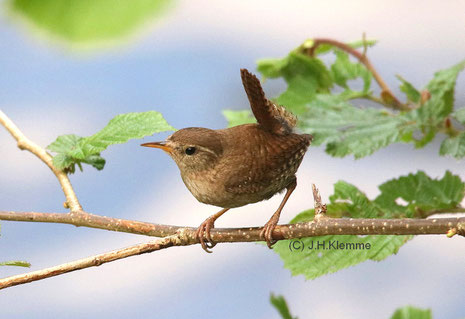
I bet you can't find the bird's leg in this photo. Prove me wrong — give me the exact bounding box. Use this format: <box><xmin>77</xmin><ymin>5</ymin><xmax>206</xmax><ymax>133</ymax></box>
<box><xmin>260</xmin><ymin>179</ymin><xmax>297</xmax><ymax>248</ymax></box>
<box><xmin>195</xmin><ymin>208</ymin><xmax>230</xmax><ymax>253</ymax></box>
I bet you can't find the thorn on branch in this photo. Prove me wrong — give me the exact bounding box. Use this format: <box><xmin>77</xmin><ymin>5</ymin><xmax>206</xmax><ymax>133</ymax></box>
<box><xmin>312</xmin><ymin>184</ymin><xmax>327</xmax><ymax>221</ymax></box>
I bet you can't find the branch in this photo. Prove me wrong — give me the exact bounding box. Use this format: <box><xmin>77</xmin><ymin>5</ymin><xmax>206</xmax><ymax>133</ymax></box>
<box><xmin>0</xmin><ymin>210</ymin><xmax>182</xmax><ymax>237</ymax></box>
<box><xmin>0</xmin><ymin>110</ymin><xmax>82</xmax><ymax>211</ymax></box>
<box><xmin>2</xmin><ymin>209</ymin><xmax>464</xmax><ymax>240</ymax></box>
<box><xmin>0</xmin><ymin>234</ymin><xmax>185</xmax><ymax>289</ymax></box>
<box><xmin>1</xmin><ymin>214</ymin><xmax>464</xmax><ymax>289</ymax></box>
<box><xmin>305</xmin><ymin>38</ymin><xmax>409</xmax><ymax>111</ymax></box>
<box><xmin>2</xmin><ymin>209</ymin><xmax>465</xmax><ymax>239</ymax></box>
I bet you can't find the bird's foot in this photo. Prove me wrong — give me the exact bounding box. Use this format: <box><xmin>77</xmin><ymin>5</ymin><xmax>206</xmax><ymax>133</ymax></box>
<box><xmin>195</xmin><ymin>208</ymin><xmax>230</xmax><ymax>253</ymax></box>
<box><xmin>195</xmin><ymin>217</ymin><xmax>217</xmax><ymax>253</ymax></box>
<box><xmin>260</xmin><ymin>215</ymin><xmax>280</xmax><ymax>249</ymax></box>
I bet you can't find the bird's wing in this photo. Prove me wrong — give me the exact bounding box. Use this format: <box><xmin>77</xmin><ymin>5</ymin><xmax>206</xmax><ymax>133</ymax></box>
<box><xmin>240</xmin><ymin>68</ymin><xmax>297</xmax><ymax>135</ymax></box>
<box><xmin>225</xmin><ymin>134</ymin><xmax>311</xmax><ymax>195</ymax></box>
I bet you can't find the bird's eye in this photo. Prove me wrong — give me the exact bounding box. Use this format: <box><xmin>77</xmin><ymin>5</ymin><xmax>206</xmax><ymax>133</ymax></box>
<box><xmin>185</xmin><ymin>147</ymin><xmax>196</xmax><ymax>155</ymax></box>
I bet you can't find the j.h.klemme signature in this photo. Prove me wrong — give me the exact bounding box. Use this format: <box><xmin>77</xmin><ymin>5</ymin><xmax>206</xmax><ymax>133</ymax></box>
<box><xmin>288</xmin><ymin>240</ymin><xmax>372</xmax><ymax>252</ymax></box>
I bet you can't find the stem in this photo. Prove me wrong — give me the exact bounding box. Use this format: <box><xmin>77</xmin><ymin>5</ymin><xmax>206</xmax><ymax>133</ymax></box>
<box><xmin>3</xmin><ymin>209</ymin><xmax>464</xmax><ymax>239</ymax></box>
<box><xmin>0</xmin><ymin>210</ymin><xmax>182</xmax><ymax>237</ymax></box>
<box><xmin>305</xmin><ymin>38</ymin><xmax>409</xmax><ymax>111</ymax></box>
<box><xmin>1</xmin><ymin>208</ymin><xmax>464</xmax><ymax>240</ymax></box>
<box><xmin>0</xmin><ymin>110</ymin><xmax>82</xmax><ymax>211</ymax></box>
<box><xmin>0</xmin><ymin>235</ymin><xmax>183</xmax><ymax>289</ymax></box>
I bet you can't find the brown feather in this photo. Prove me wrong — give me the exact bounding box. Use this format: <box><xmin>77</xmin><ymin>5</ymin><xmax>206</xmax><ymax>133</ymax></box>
<box><xmin>240</xmin><ymin>69</ymin><xmax>297</xmax><ymax>135</ymax></box>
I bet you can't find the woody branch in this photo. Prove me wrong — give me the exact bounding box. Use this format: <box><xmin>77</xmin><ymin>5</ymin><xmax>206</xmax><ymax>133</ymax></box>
<box><xmin>0</xmin><ymin>214</ymin><xmax>464</xmax><ymax>290</ymax></box>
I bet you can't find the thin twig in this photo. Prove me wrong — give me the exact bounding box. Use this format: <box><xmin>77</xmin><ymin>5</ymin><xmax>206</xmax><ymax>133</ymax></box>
<box><xmin>305</xmin><ymin>38</ymin><xmax>409</xmax><ymax>111</ymax></box>
<box><xmin>0</xmin><ymin>234</ymin><xmax>186</xmax><ymax>289</ymax></box>
<box><xmin>0</xmin><ymin>110</ymin><xmax>82</xmax><ymax>211</ymax></box>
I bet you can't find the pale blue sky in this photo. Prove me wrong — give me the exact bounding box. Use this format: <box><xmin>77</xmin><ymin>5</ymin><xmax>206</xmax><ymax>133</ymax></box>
<box><xmin>1</xmin><ymin>1</ymin><xmax>465</xmax><ymax>318</ymax></box>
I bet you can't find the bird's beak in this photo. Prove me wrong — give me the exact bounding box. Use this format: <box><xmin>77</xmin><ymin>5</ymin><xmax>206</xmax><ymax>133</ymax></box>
<box><xmin>141</xmin><ymin>141</ymin><xmax>173</xmax><ymax>153</ymax></box>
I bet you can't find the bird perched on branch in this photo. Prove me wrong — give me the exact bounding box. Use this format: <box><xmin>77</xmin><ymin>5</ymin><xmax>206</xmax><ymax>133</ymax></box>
<box><xmin>142</xmin><ymin>69</ymin><xmax>312</xmax><ymax>252</ymax></box>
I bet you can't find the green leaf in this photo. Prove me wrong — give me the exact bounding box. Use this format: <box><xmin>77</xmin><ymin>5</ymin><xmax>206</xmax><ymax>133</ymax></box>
<box><xmin>452</xmin><ymin>107</ymin><xmax>465</xmax><ymax>124</ymax></box>
<box><xmin>273</xmin><ymin>171</ymin><xmax>464</xmax><ymax>279</ymax></box>
<box><xmin>256</xmin><ymin>57</ymin><xmax>289</xmax><ymax>79</ymax></box>
<box><xmin>0</xmin><ymin>260</ymin><xmax>31</xmax><ymax>267</ymax></box>
<box><xmin>330</xmin><ymin>50</ymin><xmax>371</xmax><ymax>92</ymax></box>
<box><xmin>75</xmin><ymin>111</ymin><xmax>175</xmax><ymax>156</ymax></box>
<box><xmin>439</xmin><ymin>132</ymin><xmax>465</xmax><ymax>159</ymax></box>
<box><xmin>47</xmin><ymin>134</ymin><xmax>82</xmax><ymax>153</ymax></box>
<box><xmin>300</xmin><ymin>95</ymin><xmax>416</xmax><ymax>158</ymax></box>
<box><xmin>222</xmin><ymin>110</ymin><xmax>255</xmax><ymax>128</ymax></box>
<box><xmin>48</xmin><ymin>135</ymin><xmax>94</xmax><ymax>173</ymax></box>
<box><xmin>8</xmin><ymin>0</ymin><xmax>173</xmax><ymax>46</ymax></box>
<box><xmin>274</xmin><ymin>184</ymin><xmax>408</xmax><ymax>279</ymax></box>
<box><xmin>258</xmin><ymin>52</ymin><xmax>332</xmax><ymax>115</ymax></box>
<box><xmin>397</xmin><ymin>75</ymin><xmax>421</xmax><ymax>104</ymax></box>
<box><xmin>375</xmin><ymin>171</ymin><xmax>464</xmax><ymax>218</ymax></box>
<box><xmin>426</xmin><ymin>60</ymin><xmax>465</xmax><ymax>104</ymax></box>
<box><xmin>274</xmin><ymin>232</ymin><xmax>409</xmax><ymax>280</ymax></box>
<box><xmin>270</xmin><ymin>294</ymin><xmax>298</xmax><ymax>319</ymax></box>
<box><xmin>390</xmin><ymin>306</ymin><xmax>432</xmax><ymax>319</ymax></box>
<box><xmin>48</xmin><ymin>111</ymin><xmax>175</xmax><ymax>173</ymax></box>
<box><xmin>413</xmin><ymin>129</ymin><xmax>436</xmax><ymax>149</ymax></box>
<box><xmin>329</xmin><ymin>181</ymin><xmax>380</xmax><ymax>218</ymax></box>
<box><xmin>418</xmin><ymin>60</ymin><xmax>465</xmax><ymax>125</ymax></box>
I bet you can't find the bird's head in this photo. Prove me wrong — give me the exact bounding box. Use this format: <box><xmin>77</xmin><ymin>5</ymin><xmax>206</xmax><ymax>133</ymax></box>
<box><xmin>141</xmin><ymin>127</ymin><xmax>224</xmax><ymax>173</ymax></box>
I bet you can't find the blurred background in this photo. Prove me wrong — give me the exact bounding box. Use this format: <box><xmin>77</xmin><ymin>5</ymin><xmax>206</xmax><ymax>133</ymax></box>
<box><xmin>1</xmin><ymin>0</ymin><xmax>465</xmax><ymax>318</ymax></box>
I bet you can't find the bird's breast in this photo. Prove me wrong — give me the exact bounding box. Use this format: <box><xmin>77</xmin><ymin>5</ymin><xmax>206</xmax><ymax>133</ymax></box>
<box><xmin>180</xmin><ymin>168</ymin><xmax>239</xmax><ymax>208</ymax></box>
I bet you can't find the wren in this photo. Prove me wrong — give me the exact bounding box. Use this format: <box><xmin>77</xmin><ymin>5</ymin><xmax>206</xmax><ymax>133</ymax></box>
<box><xmin>142</xmin><ymin>69</ymin><xmax>312</xmax><ymax>252</ymax></box>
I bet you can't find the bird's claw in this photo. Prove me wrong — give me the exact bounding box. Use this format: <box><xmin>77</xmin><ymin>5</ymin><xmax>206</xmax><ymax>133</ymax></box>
<box><xmin>195</xmin><ymin>218</ymin><xmax>217</xmax><ymax>253</ymax></box>
<box><xmin>260</xmin><ymin>218</ymin><xmax>279</xmax><ymax>249</ymax></box>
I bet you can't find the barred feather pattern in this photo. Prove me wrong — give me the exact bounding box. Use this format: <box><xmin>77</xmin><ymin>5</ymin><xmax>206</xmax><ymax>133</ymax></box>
<box><xmin>267</xmin><ymin>101</ymin><xmax>297</xmax><ymax>134</ymax></box>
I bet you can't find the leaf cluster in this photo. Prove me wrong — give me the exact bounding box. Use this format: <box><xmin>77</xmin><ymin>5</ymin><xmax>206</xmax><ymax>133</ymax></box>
<box><xmin>47</xmin><ymin>111</ymin><xmax>175</xmax><ymax>173</ymax></box>
<box><xmin>224</xmin><ymin>39</ymin><xmax>465</xmax><ymax>159</ymax></box>
<box><xmin>273</xmin><ymin>171</ymin><xmax>464</xmax><ymax>279</ymax></box>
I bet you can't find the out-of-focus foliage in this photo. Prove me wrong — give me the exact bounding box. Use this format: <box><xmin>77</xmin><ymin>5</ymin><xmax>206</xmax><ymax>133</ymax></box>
<box><xmin>8</xmin><ymin>0</ymin><xmax>174</xmax><ymax>47</ymax></box>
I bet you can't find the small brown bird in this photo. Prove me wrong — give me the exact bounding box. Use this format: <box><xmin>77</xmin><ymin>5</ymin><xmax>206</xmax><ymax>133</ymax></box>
<box><xmin>142</xmin><ymin>69</ymin><xmax>312</xmax><ymax>252</ymax></box>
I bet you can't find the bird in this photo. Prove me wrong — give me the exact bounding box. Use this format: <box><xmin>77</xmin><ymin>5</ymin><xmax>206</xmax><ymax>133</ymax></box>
<box><xmin>141</xmin><ymin>69</ymin><xmax>312</xmax><ymax>252</ymax></box>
